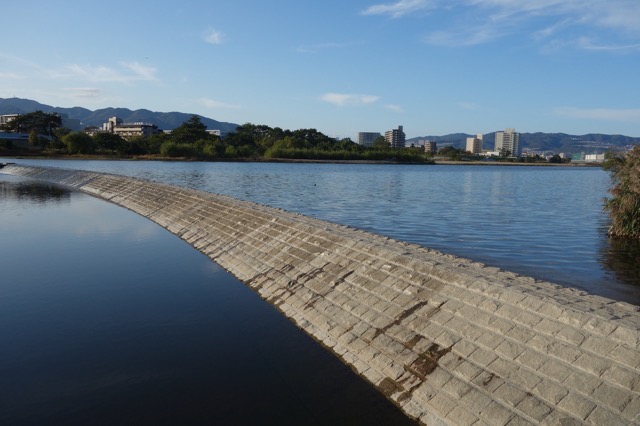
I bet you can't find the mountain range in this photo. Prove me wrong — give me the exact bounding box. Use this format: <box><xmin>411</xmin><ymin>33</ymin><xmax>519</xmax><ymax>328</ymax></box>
<box><xmin>0</xmin><ymin>97</ymin><xmax>239</xmax><ymax>135</ymax></box>
<box><xmin>2</xmin><ymin>97</ymin><xmax>638</xmax><ymax>153</ymax></box>
<box><xmin>408</xmin><ymin>132</ymin><xmax>640</xmax><ymax>154</ymax></box>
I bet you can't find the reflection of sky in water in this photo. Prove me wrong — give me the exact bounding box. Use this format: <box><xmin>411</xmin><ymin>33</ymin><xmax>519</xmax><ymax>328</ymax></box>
<box><xmin>2</xmin><ymin>159</ymin><xmax>638</xmax><ymax>306</ymax></box>
<box><xmin>0</xmin><ymin>174</ymin><xmax>412</xmax><ymax>425</ymax></box>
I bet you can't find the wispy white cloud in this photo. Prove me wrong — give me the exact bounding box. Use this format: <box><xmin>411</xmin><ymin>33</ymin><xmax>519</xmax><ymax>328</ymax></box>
<box><xmin>120</xmin><ymin>62</ymin><xmax>158</xmax><ymax>80</ymax></box>
<box><xmin>321</xmin><ymin>93</ymin><xmax>380</xmax><ymax>106</ymax></box>
<box><xmin>199</xmin><ymin>97</ymin><xmax>241</xmax><ymax>109</ymax></box>
<box><xmin>553</xmin><ymin>107</ymin><xmax>640</xmax><ymax>122</ymax></box>
<box><xmin>0</xmin><ymin>72</ymin><xmax>23</xmax><ymax>79</ymax></box>
<box><xmin>203</xmin><ymin>27</ymin><xmax>225</xmax><ymax>45</ymax></box>
<box><xmin>64</xmin><ymin>88</ymin><xmax>102</xmax><ymax>98</ymax></box>
<box><xmin>367</xmin><ymin>0</ymin><xmax>640</xmax><ymax>50</ymax></box>
<box><xmin>424</xmin><ymin>26</ymin><xmax>503</xmax><ymax>46</ymax></box>
<box><xmin>385</xmin><ymin>104</ymin><xmax>404</xmax><ymax>113</ymax></box>
<box><xmin>57</xmin><ymin>61</ymin><xmax>159</xmax><ymax>83</ymax></box>
<box><xmin>361</xmin><ymin>0</ymin><xmax>436</xmax><ymax>18</ymax></box>
<box><xmin>576</xmin><ymin>37</ymin><xmax>640</xmax><ymax>52</ymax></box>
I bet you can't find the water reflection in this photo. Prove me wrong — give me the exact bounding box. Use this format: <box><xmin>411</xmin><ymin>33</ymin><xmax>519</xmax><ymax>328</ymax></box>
<box><xmin>0</xmin><ymin>179</ymin><xmax>70</xmax><ymax>204</ymax></box>
<box><xmin>0</xmin><ymin>174</ymin><xmax>415</xmax><ymax>425</ymax></box>
<box><xmin>601</xmin><ymin>237</ymin><xmax>640</xmax><ymax>290</ymax></box>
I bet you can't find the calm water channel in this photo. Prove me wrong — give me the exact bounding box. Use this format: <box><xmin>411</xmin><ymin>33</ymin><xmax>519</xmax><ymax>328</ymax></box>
<box><xmin>0</xmin><ymin>174</ymin><xmax>414</xmax><ymax>425</ymax></box>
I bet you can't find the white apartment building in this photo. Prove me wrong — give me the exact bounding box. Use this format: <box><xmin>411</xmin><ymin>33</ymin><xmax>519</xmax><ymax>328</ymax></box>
<box><xmin>495</xmin><ymin>128</ymin><xmax>522</xmax><ymax>157</ymax></box>
<box><xmin>466</xmin><ymin>133</ymin><xmax>483</xmax><ymax>154</ymax></box>
<box><xmin>102</xmin><ymin>116</ymin><xmax>160</xmax><ymax>139</ymax></box>
<box><xmin>0</xmin><ymin>114</ymin><xmax>18</xmax><ymax>127</ymax></box>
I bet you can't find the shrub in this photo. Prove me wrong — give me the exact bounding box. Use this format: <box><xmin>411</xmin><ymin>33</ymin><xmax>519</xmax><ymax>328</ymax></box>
<box><xmin>604</xmin><ymin>146</ymin><xmax>640</xmax><ymax>238</ymax></box>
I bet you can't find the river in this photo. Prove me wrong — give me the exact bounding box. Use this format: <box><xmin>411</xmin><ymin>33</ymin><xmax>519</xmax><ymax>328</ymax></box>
<box><xmin>5</xmin><ymin>159</ymin><xmax>639</xmax><ymax>305</ymax></box>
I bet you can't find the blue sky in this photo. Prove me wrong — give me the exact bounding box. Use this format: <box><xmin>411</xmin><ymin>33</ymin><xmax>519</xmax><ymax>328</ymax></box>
<box><xmin>2</xmin><ymin>0</ymin><xmax>639</xmax><ymax>138</ymax></box>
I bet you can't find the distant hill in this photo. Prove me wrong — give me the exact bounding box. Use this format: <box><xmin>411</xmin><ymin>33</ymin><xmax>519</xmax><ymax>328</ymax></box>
<box><xmin>0</xmin><ymin>97</ymin><xmax>239</xmax><ymax>135</ymax></box>
<box><xmin>408</xmin><ymin>132</ymin><xmax>640</xmax><ymax>154</ymax></box>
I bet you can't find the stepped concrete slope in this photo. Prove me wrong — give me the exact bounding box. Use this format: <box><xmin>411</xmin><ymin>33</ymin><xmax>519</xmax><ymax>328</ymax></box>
<box><xmin>3</xmin><ymin>164</ymin><xmax>640</xmax><ymax>425</ymax></box>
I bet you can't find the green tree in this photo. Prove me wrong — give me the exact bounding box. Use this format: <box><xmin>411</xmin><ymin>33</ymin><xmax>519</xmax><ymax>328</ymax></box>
<box><xmin>499</xmin><ymin>148</ymin><xmax>512</xmax><ymax>158</ymax></box>
<box><xmin>93</xmin><ymin>132</ymin><xmax>126</xmax><ymax>152</ymax></box>
<box><xmin>63</xmin><ymin>131</ymin><xmax>95</xmax><ymax>154</ymax></box>
<box><xmin>29</xmin><ymin>129</ymin><xmax>41</xmax><ymax>146</ymax></box>
<box><xmin>438</xmin><ymin>146</ymin><xmax>465</xmax><ymax>160</ymax></box>
<box><xmin>603</xmin><ymin>147</ymin><xmax>640</xmax><ymax>238</ymax></box>
<box><xmin>170</xmin><ymin>115</ymin><xmax>212</xmax><ymax>144</ymax></box>
<box><xmin>0</xmin><ymin>110</ymin><xmax>62</xmax><ymax>137</ymax></box>
<box><xmin>372</xmin><ymin>136</ymin><xmax>389</xmax><ymax>150</ymax></box>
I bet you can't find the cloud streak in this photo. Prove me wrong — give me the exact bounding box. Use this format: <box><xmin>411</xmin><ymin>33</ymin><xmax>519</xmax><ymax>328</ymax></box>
<box><xmin>361</xmin><ymin>0</ymin><xmax>435</xmax><ymax>18</ymax></box>
<box><xmin>56</xmin><ymin>62</ymin><xmax>159</xmax><ymax>83</ymax></box>
<box><xmin>199</xmin><ymin>98</ymin><xmax>240</xmax><ymax>109</ymax></box>
<box><xmin>362</xmin><ymin>0</ymin><xmax>640</xmax><ymax>50</ymax></box>
<box><xmin>553</xmin><ymin>107</ymin><xmax>640</xmax><ymax>123</ymax></box>
<box><xmin>203</xmin><ymin>27</ymin><xmax>224</xmax><ymax>45</ymax></box>
<box><xmin>64</xmin><ymin>88</ymin><xmax>102</xmax><ymax>98</ymax></box>
<box><xmin>385</xmin><ymin>104</ymin><xmax>404</xmax><ymax>113</ymax></box>
<box><xmin>321</xmin><ymin>93</ymin><xmax>380</xmax><ymax>106</ymax></box>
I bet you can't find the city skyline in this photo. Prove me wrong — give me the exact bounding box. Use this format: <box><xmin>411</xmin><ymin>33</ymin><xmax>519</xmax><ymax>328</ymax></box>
<box><xmin>1</xmin><ymin>1</ymin><xmax>639</xmax><ymax>138</ymax></box>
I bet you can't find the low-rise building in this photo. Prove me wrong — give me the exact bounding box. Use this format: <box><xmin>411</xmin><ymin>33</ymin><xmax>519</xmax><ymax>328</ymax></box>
<box><xmin>585</xmin><ymin>153</ymin><xmax>606</xmax><ymax>163</ymax></box>
<box><xmin>424</xmin><ymin>140</ymin><xmax>437</xmax><ymax>154</ymax></box>
<box><xmin>101</xmin><ymin>116</ymin><xmax>160</xmax><ymax>139</ymax></box>
<box><xmin>0</xmin><ymin>114</ymin><xmax>19</xmax><ymax>127</ymax></box>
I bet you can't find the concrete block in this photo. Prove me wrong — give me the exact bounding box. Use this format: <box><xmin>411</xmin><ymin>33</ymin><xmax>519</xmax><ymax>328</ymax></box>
<box><xmin>516</xmin><ymin>395</ymin><xmax>552</xmax><ymax>422</ymax></box>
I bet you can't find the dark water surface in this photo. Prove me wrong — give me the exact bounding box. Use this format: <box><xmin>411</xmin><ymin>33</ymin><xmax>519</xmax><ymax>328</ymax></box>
<box><xmin>4</xmin><ymin>159</ymin><xmax>640</xmax><ymax>305</ymax></box>
<box><xmin>0</xmin><ymin>175</ymin><xmax>415</xmax><ymax>425</ymax></box>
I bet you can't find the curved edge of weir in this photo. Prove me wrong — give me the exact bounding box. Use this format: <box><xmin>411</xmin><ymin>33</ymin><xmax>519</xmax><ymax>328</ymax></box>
<box><xmin>3</xmin><ymin>163</ymin><xmax>640</xmax><ymax>425</ymax></box>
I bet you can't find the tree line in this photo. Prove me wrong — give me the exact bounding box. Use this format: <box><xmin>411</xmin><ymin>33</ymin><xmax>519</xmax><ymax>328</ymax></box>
<box><xmin>0</xmin><ymin>111</ymin><xmax>429</xmax><ymax>163</ymax></box>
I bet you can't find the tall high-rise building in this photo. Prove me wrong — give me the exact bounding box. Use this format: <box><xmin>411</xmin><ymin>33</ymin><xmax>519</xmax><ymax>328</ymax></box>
<box><xmin>466</xmin><ymin>133</ymin><xmax>483</xmax><ymax>154</ymax></box>
<box><xmin>494</xmin><ymin>128</ymin><xmax>521</xmax><ymax>157</ymax></box>
<box><xmin>356</xmin><ymin>132</ymin><xmax>382</xmax><ymax>147</ymax></box>
<box><xmin>385</xmin><ymin>125</ymin><xmax>406</xmax><ymax>148</ymax></box>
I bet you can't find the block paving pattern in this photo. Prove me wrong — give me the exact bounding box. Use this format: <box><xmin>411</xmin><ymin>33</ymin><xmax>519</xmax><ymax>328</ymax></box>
<box><xmin>4</xmin><ymin>164</ymin><xmax>640</xmax><ymax>425</ymax></box>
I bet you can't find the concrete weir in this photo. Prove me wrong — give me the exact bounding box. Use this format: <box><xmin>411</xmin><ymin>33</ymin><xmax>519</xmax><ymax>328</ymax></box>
<box><xmin>3</xmin><ymin>164</ymin><xmax>640</xmax><ymax>425</ymax></box>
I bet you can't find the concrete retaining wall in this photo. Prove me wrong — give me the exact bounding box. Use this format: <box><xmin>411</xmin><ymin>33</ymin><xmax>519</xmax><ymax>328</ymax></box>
<box><xmin>3</xmin><ymin>164</ymin><xmax>640</xmax><ymax>425</ymax></box>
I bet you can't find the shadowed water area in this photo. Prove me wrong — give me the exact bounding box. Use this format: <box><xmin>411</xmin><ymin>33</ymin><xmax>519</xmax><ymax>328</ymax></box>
<box><xmin>0</xmin><ymin>175</ymin><xmax>415</xmax><ymax>425</ymax></box>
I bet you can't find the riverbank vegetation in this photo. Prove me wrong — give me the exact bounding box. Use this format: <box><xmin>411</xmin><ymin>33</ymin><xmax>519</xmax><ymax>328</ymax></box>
<box><xmin>1</xmin><ymin>112</ymin><xmax>431</xmax><ymax>163</ymax></box>
<box><xmin>603</xmin><ymin>146</ymin><xmax>640</xmax><ymax>239</ymax></box>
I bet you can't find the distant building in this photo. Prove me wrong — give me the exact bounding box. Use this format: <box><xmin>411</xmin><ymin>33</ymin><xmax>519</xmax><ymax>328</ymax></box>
<box><xmin>102</xmin><ymin>116</ymin><xmax>160</xmax><ymax>139</ymax></box>
<box><xmin>585</xmin><ymin>153</ymin><xmax>606</xmax><ymax>163</ymax></box>
<box><xmin>385</xmin><ymin>125</ymin><xmax>406</xmax><ymax>148</ymax></box>
<box><xmin>0</xmin><ymin>132</ymin><xmax>30</xmax><ymax>148</ymax></box>
<box><xmin>356</xmin><ymin>132</ymin><xmax>382</xmax><ymax>147</ymax></box>
<box><xmin>466</xmin><ymin>133</ymin><xmax>483</xmax><ymax>154</ymax></box>
<box><xmin>424</xmin><ymin>140</ymin><xmax>437</xmax><ymax>154</ymax></box>
<box><xmin>1</xmin><ymin>113</ymin><xmax>80</xmax><ymax>131</ymax></box>
<box><xmin>0</xmin><ymin>114</ymin><xmax>18</xmax><ymax>127</ymax></box>
<box><xmin>494</xmin><ymin>128</ymin><xmax>521</xmax><ymax>157</ymax></box>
